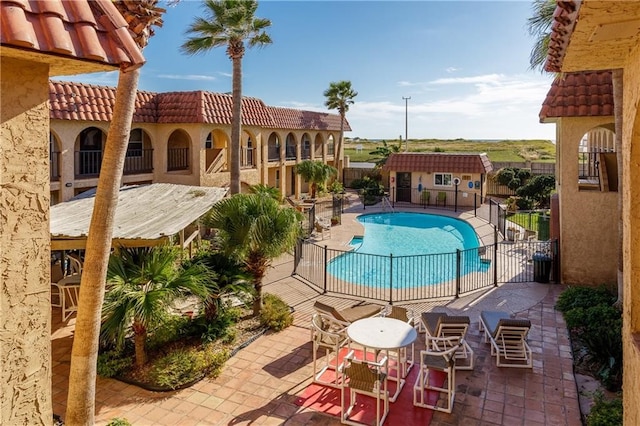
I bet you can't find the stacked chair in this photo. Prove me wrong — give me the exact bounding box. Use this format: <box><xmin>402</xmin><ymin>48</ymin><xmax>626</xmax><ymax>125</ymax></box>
<box><xmin>420</xmin><ymin>312</ymin><xmax>474</xmax><ymax>370</ymax></box>
<box><xmin>479</xmin><ymin>310</ymin><xmax>532</xmax><ymax>368</ymax></box>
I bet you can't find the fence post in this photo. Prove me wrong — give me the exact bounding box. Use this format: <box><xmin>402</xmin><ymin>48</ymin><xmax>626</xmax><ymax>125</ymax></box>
<box><xmin>493</xmin><ymin>227</ymin><xmax>499</xmax><ymax>287</ymax></box>
<box><xmin>389</xmin><ymin>253</ymin><xmax>393</xmax><ymax>305</ymax></box>
<box><xmin>489</xmin><ymin>199</ymin><xmax>493</xmax><ymax>224</ymax></box>
<box><xmin>474</xmin><ymin>193</ymin><xmax>477</xmax><ymax>217</ymax></box>
<box><xmin>323</xmin><ymin>245</ymin><xmax>328</xmax><ymax>294</ymax></box>
<box><xmin>455</xmin><ymin>249</ymin><xmax>461</xmax><ymax>298</ymax></box>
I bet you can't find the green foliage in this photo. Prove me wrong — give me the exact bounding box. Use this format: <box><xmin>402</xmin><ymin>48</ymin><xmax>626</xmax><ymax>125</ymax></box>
<box><xmin>295</xmin><ymin>160</ymin><xmax>338</xmax><ymax>198</ymax></box>
<box><xmin>196</xmin><ymin>306</ymin><xmax>243</xmax><ymax>344</ymax></box>
<box><xmin>149</xmin><ymin>346</ymin><xmax>229</xmax><ymax>390</ymax></box>
<box><xmin>249</xmin><ymin>184</ymin><xmax>282</xmax><ymax>201</ymax></box>
<box><xmin>556</xmin><ymin>286</ymin><xmax>622</xmax><ymax>391</ymax></box>
<box><xmin>495</xmin><ymin>167</ymin><xmax>532</xmax><ymax>190</ymax></box>
<box><xmin>259</xmin><ymin>293</ymin><xmax>293</xmax><ymax>331</ymax></box>
<box><xmin>146</xmin><ymin>314</ymin><xmax>193</xmax><ymax>351</ymax></box>
<box><xmin>328</xmin><ymin>181</ymin><xmax>344</xmax><ymax>194</ymax></box>
<box><xmin>586</xmin><ymin>392</ymin><xmax>623</xmax><ymax>426</ymax></box>
<box><xmin>351</xmin><ymin>175</ymin><xmax>385</xmax><ymax>205</ymax></box>
<box><xmin>106</xmin><ymin>418</ymin><xmax>132</xmax><ymax>426</ymax></box>
<box><xmin>368</xmin><ymin>139</ymin><xmax>401</xmax><ymax>168</ymax></box>
<box><xmin>516</xmin><ymin>174</ymin><xmax>556</xmax><ymax>208</ymax></box>
<box><xmin>433</xmin><ymin>146</ymin><xmax>445</xmax><ymax>152</ymax></box>
<box><xmin>556</xmin><ymin>286</ymin><xmax>616</xmax><ymax>313</ymax></box>
<box><xmin>97</xmin><ymin>349</ymin><xmax>133</xmax><ymax>378</ymax></box>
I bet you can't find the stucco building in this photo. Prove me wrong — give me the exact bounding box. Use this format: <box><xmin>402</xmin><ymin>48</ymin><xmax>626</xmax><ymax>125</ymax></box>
<box><xmin>0</xmin><ymin>0</ymin><xmax>144</xmax><ymax>423</ymax></box>
<box><xmin>545</xmin><ymin>1</ymin><xmax>640</xmax><ymax>423</ymax></box>
<box><xmin>48</xmin><ymin>81</ymin><xmax>348</xmax><ymax>205</ymax></box>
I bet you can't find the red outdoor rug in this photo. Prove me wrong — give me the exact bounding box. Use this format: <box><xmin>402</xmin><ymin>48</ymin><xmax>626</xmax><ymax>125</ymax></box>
<box><xmin>295</xmin><ymin>348</ymin><xmax>445</xmax><ymax>425</ymax></box>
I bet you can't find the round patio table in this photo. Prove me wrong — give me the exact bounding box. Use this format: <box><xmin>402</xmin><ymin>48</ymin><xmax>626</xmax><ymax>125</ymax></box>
<box><xmin>347</xmin><ymin>317</ymin><xmax>417</xmax><ymax>402</ymax></box>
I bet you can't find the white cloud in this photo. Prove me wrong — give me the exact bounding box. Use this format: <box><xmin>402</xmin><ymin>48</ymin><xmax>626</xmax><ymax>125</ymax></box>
<box><xmin>445</xmin><ymin>67</ymin><xmax>459</xmax><ymax>73</ymax></box>
<box><xmin>218</xmin><ymin>72</ymin><xmax>232</xmax><ymax>78</ymax></box>
<box><xmin>157</xmin><ymin>74</ymin><xmax>217</xmax><ymax>81</ymax></box>
<box><xmin>429</xmin><ymin>73</ymin><xmax>504</xmax><ymax>85</ymax></box>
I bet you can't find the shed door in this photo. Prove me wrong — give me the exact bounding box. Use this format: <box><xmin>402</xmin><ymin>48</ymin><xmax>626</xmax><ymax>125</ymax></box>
<box><xmin>396</xmin><ymin>172</ymin><xmax>411</xmax><ymax>202</ymax></box>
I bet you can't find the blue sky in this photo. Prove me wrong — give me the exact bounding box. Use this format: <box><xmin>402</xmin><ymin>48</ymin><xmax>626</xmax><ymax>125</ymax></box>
<box><xmin>63</xmin><ymin>1</ymin><xmax>556</xmax><ymax>141</ymax></box>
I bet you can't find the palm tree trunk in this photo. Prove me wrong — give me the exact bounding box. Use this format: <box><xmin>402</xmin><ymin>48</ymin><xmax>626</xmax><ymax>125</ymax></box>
<box><xmin>613</xmin><ymin>68</ymin><xmax>623</xmax><ymax>308</ymax></box>
<box><xmin>335</xmin><ymin>112</ymin><xmax>345</xmax><ymax>181</ymax></box>
<box><xmin>133</xmin><ymin>321</ymin><xmax>148</xmax><ymax>367</ymax></box>
<box><xmin>65</xmin><ymin>68</ymin><xmax>139</xmax><ymax>425</ymax></box>
<box><xmin>230</xmin><ymin>55</ymin><xmax>243</xmax><ymax>194</ymax></box>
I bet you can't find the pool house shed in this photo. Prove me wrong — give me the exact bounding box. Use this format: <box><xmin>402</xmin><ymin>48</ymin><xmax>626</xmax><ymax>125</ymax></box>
<box><xmin>382</xmin><ymin>152</ymin><xmax>493</xmax><ymax>207</ymax></box>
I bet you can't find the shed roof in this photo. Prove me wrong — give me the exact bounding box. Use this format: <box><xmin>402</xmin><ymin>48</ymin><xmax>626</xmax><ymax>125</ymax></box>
<box><xmin>50</xmin><ymin>183</ymin><xmax>227</xmax><ymax>250</ymax></box>
<box><xmin>382</xmin><ymin>152</ymin><xmax>493</xmax><ymax>174</ymax></box>
<box><xmin>539</xmin><ymin>71</ymin><xmax>614</xmax><ymax>122</ymax></box>
<box><xmin>0</xmin><ymin>0</ymin><xmax>145</xmax><ymax>75</ymax></box>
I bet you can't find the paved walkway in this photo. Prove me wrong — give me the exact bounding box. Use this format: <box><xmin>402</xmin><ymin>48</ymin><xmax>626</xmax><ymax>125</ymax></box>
<box><xmin>51</xmin><ymin>197</ymin><xmax>582</xmax><ymax>425</ymax></box>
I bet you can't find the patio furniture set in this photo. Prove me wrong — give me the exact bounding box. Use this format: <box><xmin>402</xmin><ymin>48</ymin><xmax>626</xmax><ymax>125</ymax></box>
<box><xmin>310</xmin><ymin>300</ymin><xmax>533</xmax><ymax>425</ymax></box>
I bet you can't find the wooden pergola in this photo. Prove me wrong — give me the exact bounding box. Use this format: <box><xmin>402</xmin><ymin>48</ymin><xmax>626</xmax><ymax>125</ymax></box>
<box><xmin>50</xmin><ymin>183</ymin><xmax>228</xmax><ymax>251</ymax></box>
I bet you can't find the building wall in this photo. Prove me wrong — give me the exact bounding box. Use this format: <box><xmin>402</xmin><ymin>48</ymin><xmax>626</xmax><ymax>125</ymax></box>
<box><xmin>387</xmin><ymin>170</ymin><xmax>486</xmax><ymax>207</ymax></box>
<box><xmin>0</xmin><ymin>58</ymin><xmax>52</xmax><ymax>424</ymax></box>
<box><xmin>555</xmin><ymin>116</ymin><xmax>618</xmax><ymax>285</ymax></box>
<box><xmin>623</xmin><ymin>44</ymin><xmax>640</xmax><ymax>426</ymax></box>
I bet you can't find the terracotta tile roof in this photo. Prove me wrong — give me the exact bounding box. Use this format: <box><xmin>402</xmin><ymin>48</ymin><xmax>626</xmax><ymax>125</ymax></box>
<box><xmin>382</xmin><ymin>153</ymin><xmax>493</xmax><ymax>174</ymax></box>
<box><xmin>267</xmin><ymin>106</ymin><xmax>351</xmax><ymax>132</ymax></box>
<box><xmin>0</xmin><ymin>0</ymin><xmax>145</xmax><ymax>72</ymax></box>
<box><xmin>48</xmin><ymin>80</ymin><xmax>346</xmax><ymax>130</ymax></box>
<box><xmin>49</xmin><ymin>80</ymin><xmax>157</xmax><ymax>122</ymax></box>
<box><xmin>539</xmin><ymin>71</ymin><xmax>613</xmax><ymax>121</ymax></box>
<box><xmin>545</xmin><ymin>1</ymin><xmax>580</xmax><ymax>73</ymax></box>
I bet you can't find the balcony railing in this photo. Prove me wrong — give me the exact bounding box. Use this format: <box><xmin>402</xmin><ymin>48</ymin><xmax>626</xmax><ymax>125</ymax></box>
<box><xmin>75</xmin><ymin>150</ymin><xmax>102</xmax><ymax>178</ymax></box>
<box><xmin>168</xmin><ymin>147</ymin><xmax>189</xmax><ymax>171</ymax></box>
<box><xmin>268</xmin><ymin>145</ymin><xmax>280</xmax><ymax>162</ymax></box>
<box><xmin>301</xmin><ymin>148</ymin><xmax>311</xmax><ymax>159</ymax></box>
<box><xmin>241</xmin><ymin>147</ymin><xmax>256</xmax><ymax>168</ymax></box>
<box><xmin>123</xmin><ymin>149</ymin><xmax>153</xmax><ymax>175</ymax></box>
<box><xmin>327</xmin><ymin>144</ymin><xmax>335</xmax><ymax>156</ymax></box>
<box><xmin>285</xmin><ymin>146</ymin><xmax>296</xmax><ymax>160</ymax></box>
<box><xmin>50</xmin><ymin>151</ymin><xmax>60</xmax><ymax>181</ymax></box>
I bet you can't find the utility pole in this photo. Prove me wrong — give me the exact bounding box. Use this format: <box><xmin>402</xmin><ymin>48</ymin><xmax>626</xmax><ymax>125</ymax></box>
<box><xmin>402</xmin><ymin>96</ymin><xmax>411</xmax><ymax>152</ymax></box>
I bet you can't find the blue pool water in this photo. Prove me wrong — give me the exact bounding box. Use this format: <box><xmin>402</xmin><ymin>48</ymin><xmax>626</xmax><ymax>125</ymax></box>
<box><xmin>327</xmin><ymin>212</ymin><xmax>489</xmax><ymax>287</ymax></box>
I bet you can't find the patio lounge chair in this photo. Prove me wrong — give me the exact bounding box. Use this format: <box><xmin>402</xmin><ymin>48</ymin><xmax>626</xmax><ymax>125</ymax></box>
<box><xmin>314</xmin><ymin>218</ymin><xmax>331</xmax><ymax>240</ymax></box>
<box><xmin>310</xmin><ymin>313</ymin><xmax>350</xmax><ymax>388</ymax></box>
<box><xmin>436</xmin><ymin>191</ymin><xmax>446</xmax><ymax>207</ymax></box>
<box><xmin>285</xmin><ymin>196</ymin><xmax>312</xmax><ymax>212</ymax></box>
<box><xmin>413</xmin><ymin>336</ymin><xmax>460</xmax><ymax>413</ymax></box>
<box><xmin>420</xmin><ymin>312</ymin><xmax>474</xmax><ymax>370</ymax></box>
<box><xmin>341</xmin><ymin>350</ymin><xmax>389</xmax><ymax>426</ymax></box>
<box><xmin>479</xmin><ymin>310</ymin><xmax>532</xmax><ymax>368</ymax></box>
<box><xmin>313</xmin><ymin>300</ymin><xmax>383</xmax><ymax>324</ymax></box>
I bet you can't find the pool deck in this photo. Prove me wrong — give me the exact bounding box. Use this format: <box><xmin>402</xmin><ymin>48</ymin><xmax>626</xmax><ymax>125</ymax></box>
<box><xmin>51</xmin><ymin>194</ymin><xmax>583</xmax><ymax>425</ymax></box>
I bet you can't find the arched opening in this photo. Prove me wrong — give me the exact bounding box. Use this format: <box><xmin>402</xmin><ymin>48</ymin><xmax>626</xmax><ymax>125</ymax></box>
<box><xmin>301</xmin><ymin>133</ymin><xmax>311</xmax><ymax>159</ymax></box>
<box><xmin>267</xmin><ymin>132</ymin><xmax>280</xmax><ymax>162</ymax></box>
<box><xmin>167</xmin><ymin>129</ymin><xmax>191</xmax><ymax>172</ymax></box>
<box><xmin>242</xmin><ymin>130</ymin><xmax>256</xmax><ymax>168</ymax></box>
<box><xmin>50</xmin><ymin>132</ymin><xmax>61</xmax><ymax>182</ymax></box>
<box><xmin>578</xmin><ymin>125</ymin><xmax>616</xmax><ymax>191</ymax></box>
<box><xmin>285</xmin><ymin>132</ymin><xmax>297</xmax><ymax>161</ymax></box>
<box><xmin>205</xmin><ymin>129</ymin><xmax>228</xmax><ymax>173</ymax></box>
<box><xmin>314</xmin><ymin>133</ymin><xmax>324</xmax><ymax>158</ymax></box>
<box><xmin>76</xmin><ymin>126</ymin><xmax>106</xmax><ymax>177</ymax></box>
<box><xmin>124</xmin><ymin>128</ymin><xmax>153</xmax><ymax>175</ymax></box>
<box><xmin>327</xmin><ymin>134</ymin><xmax>335</xmax><ymax>157</ymax></box>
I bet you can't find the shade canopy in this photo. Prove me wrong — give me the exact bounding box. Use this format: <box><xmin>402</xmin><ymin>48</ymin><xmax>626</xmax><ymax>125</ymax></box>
<box><xmin>51</xmin><ymin>183</ymin><xmax>227</xmax><ymax>250</ymax></box>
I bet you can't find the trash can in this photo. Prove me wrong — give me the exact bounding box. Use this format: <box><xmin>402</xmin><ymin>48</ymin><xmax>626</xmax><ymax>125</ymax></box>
<box><xmin>532</xmin><ymin>252</ymin><xmax>553</xmax><ymax>283</ymax></box>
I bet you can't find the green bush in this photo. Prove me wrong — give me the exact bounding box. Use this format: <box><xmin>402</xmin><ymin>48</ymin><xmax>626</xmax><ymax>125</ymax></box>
<box><xmin>97</xmin><ymin>349</ymin><xmax>132</xmax><ymax>378</ymax></box>
<box><xmin>556</xmin><ymin>286</ymin><xmax>616</xmax><ymax>313</ymax></box>
<box><xmin>146</xmin><ymin>314</ymin><xmax>193</xmax><ymax>351</ymax></box>
<box><xmin>149</xmin><ymin>345</ymin><xmax>229</xmax><ymax>389</ymax></box>
<box><xmin>586</xmin><ymin>393</ymin><xmax>623</xmax><ymax>426</ymax></box>
<box><xmin>106</xmin><ymin>419</ymin><xmax>132</xmax><ymax>426</ymax></box>
<box><xmin>260</xmin><ymin>293</ymin><xmax>293</xmax><ymax>331</ymax></box>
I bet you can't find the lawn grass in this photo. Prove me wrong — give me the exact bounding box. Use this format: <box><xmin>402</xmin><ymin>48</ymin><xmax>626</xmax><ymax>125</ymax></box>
<box><xmin>345</xmin><ymin>138</ymin><xmax>556</xmax><ymax>163</ymax></box>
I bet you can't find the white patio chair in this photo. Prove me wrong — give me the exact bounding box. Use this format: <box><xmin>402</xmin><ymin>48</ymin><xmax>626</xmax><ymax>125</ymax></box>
<box><xmin>341</xmin><ymin>350</ymin><xmax>389</xmax><ymax>426</ymax></box>
<box><xmin>310</xmin><ymin>313</ymin><xmax>350</xmax><ymax>388</ymax></box>
<box><xmin>413</xmin><ymin>336</ymin><xmax>460</xmax><ymax>413</ymax></box>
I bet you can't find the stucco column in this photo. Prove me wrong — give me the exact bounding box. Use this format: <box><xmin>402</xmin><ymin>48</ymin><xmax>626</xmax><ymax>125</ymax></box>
<box><xmin>0</xmin><ymin>58</ymin><xmax>52</xmax><ymax>424</ymax></box>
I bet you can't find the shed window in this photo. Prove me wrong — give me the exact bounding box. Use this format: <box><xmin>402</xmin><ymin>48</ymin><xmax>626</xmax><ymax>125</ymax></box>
<box><xmin>434</xmin><ymin>173</ymin><xmax>452</xmax><ymax>186</ymax></box>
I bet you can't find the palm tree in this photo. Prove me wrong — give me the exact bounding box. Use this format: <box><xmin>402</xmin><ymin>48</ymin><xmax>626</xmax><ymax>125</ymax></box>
<box><xmin>205</xmin><ymin>193</ymin><xmax>301</xmax><ymax>315</ymax></box>
<box><xmin>65</xmin><ymin>2</ymin><xmax>164</xmax><ymax>423</ymax></box>
<box><xmin>295</xmin><ymin>160</ymin><xmax>338</xmax><ymax>199</ymax></box>
<box><xmin>182</xmin><ymin>0</ymin><xmax>272</xmax><ymax>195</ymax></box>
<box><xmin>324</xmin><ymin>80</ymin><xmax>357</xmax><ymax>180</ymax></box>
<box><xmin>249</xmin><ymin>183</ymin><xmax>282</xmax><ymax>201</ymax></box>
<box><xmin>527</xmin><ymin>0</ymin><xmax>624</xmax><ymax>306</ymax></box>
<box><xmin>101</xmin><ymin>246</ymin><xmax>211</xmax><ymax>366</ymax></box>
<box><xmin>369</xmin><ymin>139</ymin><xmax>401</xmax><ymax>169</ymax></box>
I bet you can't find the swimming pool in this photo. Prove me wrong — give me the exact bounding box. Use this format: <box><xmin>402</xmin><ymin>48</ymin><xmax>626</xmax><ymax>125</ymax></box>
<box><xmin>327</xmin><ymin>212</ymin><xmax>489</xmax><ymax>287</ymax></box>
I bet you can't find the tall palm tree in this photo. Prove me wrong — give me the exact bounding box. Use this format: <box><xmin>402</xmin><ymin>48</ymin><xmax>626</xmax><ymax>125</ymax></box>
<box><xmin>527</xmin><ymin>0</ymin><xmax>624</xmax><ymax>305</ymax></box>
<box><xmin>295</xmin><ymin>160</ymin><xmax>338</xmax><ymax>199</ymax></box>
<box><xmin>101</xmin><ymin>246</ymin><xmax>211</xmax><ymax>366</ymax></box>
<box><xmin>182</xmin><ymin>0</ymin><xmax>272</xmax><ymax>195</ymax></box>
<box><xmin>369</xmin><ymin>139</ymin><xmax>401</xmax><ymax>169</ymax></box>
<box><xmin>205</xmin><ymin>193</ymin><xmax>301</xmax><ymax>315</ymax></box>
<box><xmin>65</xmin><ymin>2</ymin><xmax>164</xmax><ymax>424</ymax></box>
<box><xmin>324</xmin><ymin>80</ymin><xmax>357</xmax><ymax>181</ymax></box>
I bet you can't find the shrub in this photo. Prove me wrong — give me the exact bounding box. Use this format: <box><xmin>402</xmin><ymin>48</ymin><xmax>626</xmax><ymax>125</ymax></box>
<box><xmin>106</xmin><ymin>419</ymin><xmax>132</xmax><ymax>426</ymax></box>
<box><xmin>260</xmin><ymin>293</ymin><xmax>293</xmax><ymax>331</ymax></box>
<box><xmin>146</xmin><ymin>314</ymin><xmax>193</xmax><ymax>351</ymax></box>
<box><xmin>586</xmin><ymin>392</ymin><xmax>623</xmax><ymax>426</ymax></box>
<box><xmin>328</xmin><ymin>181</ymin><xmax>344</xmax><ymax>194</ymax></box>
<box><xmin>97</xmin><ymin>349</ymin><xmax>132</xmax><ymax>378</ymax></box>
<box><xmin>149</xmin><ymin>345</ymin><xmax>229</xmax><ymax>389</ymax></box>
<box><xmin>556</xmin><ymin>286</ymin><xmax>616</xmax><ymax>313</ymax></box>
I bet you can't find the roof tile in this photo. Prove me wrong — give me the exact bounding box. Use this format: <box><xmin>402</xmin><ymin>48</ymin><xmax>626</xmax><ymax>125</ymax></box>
<box><xmin>382</xmin><ymin>153</ymin><xmax>493</xmax><ymax>174</ymax></box>
<box><xmin>0</xmin><ymin>0</ymin><xmax>144</xmax><ymax>70</ymax></box>
<box><xmin>539</xmin><ymin>71</ymin><xmax>613</xmax><ymax>121</ymax></box>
